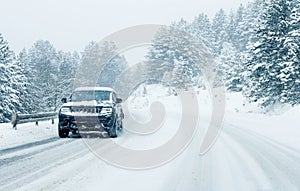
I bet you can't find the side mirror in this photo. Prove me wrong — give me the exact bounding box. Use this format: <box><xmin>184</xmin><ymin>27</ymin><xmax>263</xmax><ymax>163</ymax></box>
<box><xmin>61</xmin><ymin>98</ymin><xmax>67</xmax><ymax>103</ymax></box>
<box><xmin>116</xmin><ymin>98</ymin><xmax>122</xmax><ymax>103</ymax></box>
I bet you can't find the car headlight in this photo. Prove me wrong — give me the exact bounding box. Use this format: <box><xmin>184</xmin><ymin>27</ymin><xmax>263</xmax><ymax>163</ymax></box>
<box><xmin>100</xmin><ymin>107</ymin><xmax>112</xmax><ymax>114</ymax></box>
<box><xmin>60</xmin><ymin>107</ymin><xmax>71</xmax><ymax>114</ymax></box>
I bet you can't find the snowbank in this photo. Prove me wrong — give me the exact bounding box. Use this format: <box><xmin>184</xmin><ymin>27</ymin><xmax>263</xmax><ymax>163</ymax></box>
<box><xmin>224</xmin><ymin>91</ymin><xmax>300</xmax><ymax>150</ymax></box>
<box><xmin>0</xmin><ymin>120</ymin><xmax>58</xmax><ymax>149</ymax></box>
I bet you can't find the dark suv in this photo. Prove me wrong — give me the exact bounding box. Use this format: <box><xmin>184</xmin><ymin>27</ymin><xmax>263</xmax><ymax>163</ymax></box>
<box><xmin>58</xmin><ymin>87</ymin><xmax>124</xmax><ymax>138</ymax></box>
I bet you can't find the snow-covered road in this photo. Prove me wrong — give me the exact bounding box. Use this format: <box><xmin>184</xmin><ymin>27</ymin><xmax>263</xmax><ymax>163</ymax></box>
<box><xmin>1</xmin><ymin>121</ymin><xmax>300</xmax><ymax>190</ymax></box>
<box><xmin>1</xmin><ymin>92</ymin><xmax>300</xmax><ymax>191</ymax></box>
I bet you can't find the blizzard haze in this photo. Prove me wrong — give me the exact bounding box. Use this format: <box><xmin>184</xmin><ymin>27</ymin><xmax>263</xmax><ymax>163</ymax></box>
<box><xmin>1</xmin><ymin>0</ymin><xmax>249</xmax><ymax>53</ymax></box>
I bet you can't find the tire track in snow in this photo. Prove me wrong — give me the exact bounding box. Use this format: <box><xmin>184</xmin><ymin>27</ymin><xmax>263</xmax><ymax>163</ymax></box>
<box><xmin>0</xmin><ymin>137</ymin><xmax>59</xmax><ymax>156</ymax></box>
<box><xmin>0</xmin><ymin>138</ymin><xmax>76</xmax><ymax>166</ymax></box>
<box><xmin>221</xmin><ymin>132</ymin><xmax>273</xmax><ymax>190</ymax></box>
<box><xmin>224</xmin><ymin>126</ymin><xmax>300</xmax><ymax>191</ymax></box>
<box><xmin>229</xmin><ymin>125</ymin><xmax>300</xmax><ymax>161</ymax></box>
<box><xmin>0</xmin><ymin>138</ymin><xmax>88</xmax><ymax>191</ymax></box>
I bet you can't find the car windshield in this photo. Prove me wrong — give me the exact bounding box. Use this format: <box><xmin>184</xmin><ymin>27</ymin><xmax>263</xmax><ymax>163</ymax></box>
<box><xmin>71</xmin><ymin>90</ymin><xmax>111</xmax><ymax>102</ymax></box>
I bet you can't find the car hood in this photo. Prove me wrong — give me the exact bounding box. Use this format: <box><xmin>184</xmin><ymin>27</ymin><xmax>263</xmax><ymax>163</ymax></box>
<box><xmin>62</xmin><ymin>100</ymin><xmax>113</xmax><ymax>107</ymax></box>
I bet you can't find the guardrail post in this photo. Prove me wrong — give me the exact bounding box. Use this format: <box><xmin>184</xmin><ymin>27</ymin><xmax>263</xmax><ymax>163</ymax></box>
<box><xmin>11</xmin><ymin>114</ymin><xmax>18</xmax><ymax>130</ymax></box>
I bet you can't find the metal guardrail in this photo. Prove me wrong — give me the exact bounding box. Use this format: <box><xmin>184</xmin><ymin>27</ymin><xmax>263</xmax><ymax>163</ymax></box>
<box><xmin>11</xmin><ymin>112</ymin><xmax>57</xmax><ymax>129</ymax></box>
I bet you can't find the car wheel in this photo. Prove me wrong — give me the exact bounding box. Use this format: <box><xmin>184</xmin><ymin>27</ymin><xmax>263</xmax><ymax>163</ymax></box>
<box><xmin>118</xmin><ymin>120</ymin><xmax>123</xmax><ymax>131</ymax></box>
<box><xmin>58</xmin><ymin>124</ymin><xmax>69</xmax><ymax>138</ymax></box>
<box><xmin>108</xmin><ymin>118</ymin><xmax>118</xmax><ymax>138</ymax></box>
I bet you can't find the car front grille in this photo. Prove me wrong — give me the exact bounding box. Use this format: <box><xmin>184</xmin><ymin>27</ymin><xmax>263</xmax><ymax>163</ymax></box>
<box><xmin>72</xmin><ymin>107</ymin><xmax>101</xmax><ymax>113</ymax></box>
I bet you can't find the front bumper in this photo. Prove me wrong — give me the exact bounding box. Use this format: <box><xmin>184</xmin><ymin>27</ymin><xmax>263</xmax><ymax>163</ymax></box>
<box><xmin>59</xmin><ymin>113</ymin><xmax>114</xmax><ymax>131</ymax></box>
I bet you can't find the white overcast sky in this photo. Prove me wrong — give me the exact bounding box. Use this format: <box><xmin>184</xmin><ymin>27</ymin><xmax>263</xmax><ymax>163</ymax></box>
<box><xmin>1</xmin><ymin>0</ymin><xmax>250</xmax><ymax>53</ymax></box>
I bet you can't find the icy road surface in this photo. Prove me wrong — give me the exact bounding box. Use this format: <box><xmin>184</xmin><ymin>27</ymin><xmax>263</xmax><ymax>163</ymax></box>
<box><xmin>1</xmin><ymin>92</ymin><xmax>300</xmax><ymax>191</ymax></box>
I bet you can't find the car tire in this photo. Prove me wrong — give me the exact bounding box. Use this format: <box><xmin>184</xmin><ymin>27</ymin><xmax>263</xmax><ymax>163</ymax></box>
<box><xmin>58</xmin><ymin>124</ymin><xmax>69</xmax><ymax>138</ymax></box>
<box><xmin>118</xmin><ymin>120</ymin><xmax>123</xmax><ymax>131</ymax></box>
<box><xmin>108</xmin><ymin>118</ymin><xmax>118</xmax><ymax>138</ymax></box>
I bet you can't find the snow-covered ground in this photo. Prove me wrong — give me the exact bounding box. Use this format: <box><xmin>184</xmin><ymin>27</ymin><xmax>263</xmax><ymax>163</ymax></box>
<box><xmin>1</xmin><ymin>85</ymin><xmax>300</xmax><ymax>191</ymax></box>
<box><xmin>224</xmin><ymin>92</ymin><xmax>300</xmax><ymax>150</ymax></box>
<box><xmin>0</xmin><ymin>120</ymin><xmax>58</xmax><ymax>149</ymax></box>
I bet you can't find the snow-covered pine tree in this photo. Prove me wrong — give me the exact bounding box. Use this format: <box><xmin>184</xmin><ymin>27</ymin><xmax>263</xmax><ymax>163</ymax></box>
<box><xmin>211</xmin><ymin>9</ymin><xmax>228</xmax><ymax>56</ymax></box>
<box><xmin>244</xmin><ymin>0</ymin><xmax>295</xmax><ymax>108</ymax></box>
<box><xmin>236</xmin><ymin>0</ymin><xmax>264</xmax><ymax>53</ymax></box>
<box><xmin>97</xmin><ymin>43</ymin><xmax>128</xmax><ymax>87</ymax></box>
<box><xmin>0</xmin><ymin>64</ymin><xmax>13</xmax><ymax>122</ymax></box>
<box><xmin>146</xmin><ymin>23</ymin><xmax>207</xmax><ymax>90</ymax></box>
<box><xmin>76</xmin><ymin>42</ymin><xmax>98</xmax><ymax>87</ymax></box>
<box><xmin>217</xmin><ymin>43</ymin><xmax>245</xmax><ymax>92</ymax></box>
<box><xmin>17</xmin><ymin>48</ymin><xmax>37</xmax><ymax>113</ymax></box>
<box><xmin>146</xmin><ymin>26</ymin><xmax>175</xmax><ymax>84</ymax></box>
<box><xmin>28</xmin><ymin>40</ymin><xmax>59</xmax><ymax>111</ymax></box>
<box><xmin>55</xmin><ymin>51</ymin><xmax>80</xmax><ymax>108</ymax></box>
<box><xmin>190</xmin><ymin>13</ymin><xmax>215</xmax><ymax>53</ymax></box>
<box><xmin>0</xmin><ymin>33</ymin><xmax>14</xmax><ymax>65</ymax></box>
<box><xmin>98</xmin><ymin>55</ymin><xmax>128</xmax><ymax>87</ymax></box>
<box><xmin>9</xmin><ymin>57</ymin><xmax>29</xmax><ymax>114</ymax></box>
<box><xmin>226</xmin><ymin>11</ymin><xmax>237</xmax><ymax>45</ymax></box>
<box><xmin>0</xmin><ymin>33</ymin><xmax>23</xmax><ymax>122</ymax></box>
<box><xmin>77</xmin><ymin>41</ymin><xmax>109</xmax><ymax>87</ymax></box>
<box><xmin>280</xmin><ymin>0</ymin><xmax>300</xmax><ymax>105</ymax></box>
<box><xmin>0</xmin><ymin>63</ymin><xmax>24</xmax><ymax>123</ymax></box>
<box><xmin>76</xmin><ymin>41</ymin><xmax>127</xmax><ymax>88</ymax></box>
<box><xmin>162</xmin><ymin>60</ymin><xmax>191</xmax><ymax>90</ymax></box>
<box><xmin>227</xmin><ymin>4</ymin><xmax>247</xmax><ymax>52</ymax></box>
